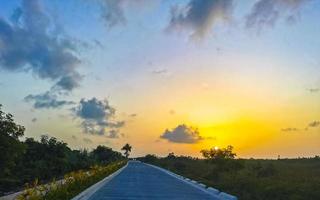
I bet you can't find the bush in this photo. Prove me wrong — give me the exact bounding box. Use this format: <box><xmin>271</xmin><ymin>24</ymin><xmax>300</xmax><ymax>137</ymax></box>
<box><xmin>17</xmin><ymin>161</ymin><xmax>126</xmax><ymax>200</ymax></box>
<box><xmin>257</xmin><ymin>163</ymin><xmax>277</xmax><ymax>178</ymax></box>
<box><xmin>173</xmin><ymin>161</ymin><xmax>186</xmax><ymax>172</ymax></box>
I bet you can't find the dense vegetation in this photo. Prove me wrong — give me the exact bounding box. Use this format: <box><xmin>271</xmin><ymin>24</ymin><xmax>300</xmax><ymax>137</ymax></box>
<box><xmin>139</xmin><ymin>147</ymin><xmax>320</xmax><ymax>200</ymax></box>
<box><xmin>0</xmin><ymin>105</ymin><xmax>125</xmax><ymax>196</ymax></box>
<box><xmin>17</xmin><ymin>161</ymin><xmax>126</xmax><ymax>200</ymax></box>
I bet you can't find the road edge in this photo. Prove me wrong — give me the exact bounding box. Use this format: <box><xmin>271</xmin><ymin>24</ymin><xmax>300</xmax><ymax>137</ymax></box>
<box><xmin>144</xmin><ymin>162</ymin><xmax>237</xmax><ymax>200</ymax></box>
<box><xmin>71</xmin><ymin>162</ymin><xmax>128</xmax><ymax>200</ymax></box>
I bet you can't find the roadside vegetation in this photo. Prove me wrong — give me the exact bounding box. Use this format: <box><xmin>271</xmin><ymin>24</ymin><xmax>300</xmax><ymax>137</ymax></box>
<box><xmin>139</xmin><ymin>146</ymin><xmax>320</xmax><ymax>200</ymax></box>
<box><xmin>0</xmin><ymin>104</ymin><xmax>127</xmax><ymax>196</ymax></box>
<box><xmin>17</xmin><ymin>161</ymin><xmax>126</xmax><ymax>200</ymax></box>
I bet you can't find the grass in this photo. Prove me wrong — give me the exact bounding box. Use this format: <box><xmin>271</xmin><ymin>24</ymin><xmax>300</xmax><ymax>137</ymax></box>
<box><xmin>145</xmin><ymin>157</ymin><xmax>320</xmax><ymax>200</ymax></box>
<box><xmin>17</xmin><ymin>161</ymin><xmax>126</xmax><ymax>200</ymax></box>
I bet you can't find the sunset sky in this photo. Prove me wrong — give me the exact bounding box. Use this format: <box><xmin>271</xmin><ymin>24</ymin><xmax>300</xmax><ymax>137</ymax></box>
<box><xmin>0</xmin><ymin>0</ymin><xmax>319</xmax><ymax>158</ymax></box>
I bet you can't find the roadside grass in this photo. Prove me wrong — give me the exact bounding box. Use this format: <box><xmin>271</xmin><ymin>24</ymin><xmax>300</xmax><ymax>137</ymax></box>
<box><xmin>17</xmin><ymin>161</ymin><xmax>126</xmax><ymax>200</ymax></box>
<box><xmin>144</xmin><ymin>157</ymin><xmax>320</xmax><ymax>200</ymax></box>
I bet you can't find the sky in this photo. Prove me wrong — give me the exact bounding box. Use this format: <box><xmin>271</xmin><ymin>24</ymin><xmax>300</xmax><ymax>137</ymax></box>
<box><xmin>0</xmin><ymin>0</ymin><xmax>319</xmax><ymax>158</ymax></box>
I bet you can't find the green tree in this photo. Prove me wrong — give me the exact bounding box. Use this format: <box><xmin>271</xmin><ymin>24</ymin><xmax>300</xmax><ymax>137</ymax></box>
<box><xmin>92</xmin><ymin>145</ymin><xmax>123</xmax><ymax>164</ymax></box>
<box><xmin>201</xmin><ymin>145</ymin><xmax>242</xmax><ymax>180</ymax></box>
<box><xmin>0</xmin><ymin>104</ymin><xmax>25</xmax><ymax>193</ymax></box>
<box><xmin>0</xmin><ymin>104</ymin><xmax>25</xmax><ymax>179</ymax></box>
<box><xmin>121</xmin><ymin>143</ymin><xmax>132</xmax><ymax>158</ymax></box>
<box><xmin>20</xmin><ymin>135</ymin><xmax>70</xmax><ymax>181</ymax></box>
<box><xmin>67</xmin><ymin>149</ymin><xmax>93</xmax><ymax>170</ymax></box>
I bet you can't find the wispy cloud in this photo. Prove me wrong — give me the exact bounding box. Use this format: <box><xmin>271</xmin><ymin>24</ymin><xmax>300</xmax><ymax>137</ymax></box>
<box><xmin>129</xmin><ymin>113</ymin><xmax>137</xmax><ymax>117</ymax></box>
<box><xmin>246</xmin><ymin>0</ymin><xmax>311</xmax><ymax>31</ymax></box>
<box><xmin>282</xmin><ymin>120</ymin><xmax>320</xmax><ymax>132</ymax></box>
<box><xmin>167</xmin><ymin>0</ymin><xmax>234</xmax><ymax>39</ymax></box>
<box><xmin>98</xmin><ymin>0</ymin><xmax>127</xmax><ymax>28</ymax></box>
<box><xmin>307</xmin><ymin>88</ymin><xmax>320</xmax><ymax>93</ymax></box>
<box><xmin>96</xmin><ymin>0</ymin><xmax>151</xmax><ymax>28</ymax></box>
<box><xmin>281</xmin><ymin>127</ymin><xmax>299</xmax><ymax>132</ymax></box>
<box><xmin>152</xmin><ymin>69</ymin><xmax>168</xmax><ymax>74</ymax></box>
<box><xmin>24</xmin><ymin>91</ymin><xmax>74</xmax><ymax>109</ymax></box>
<box><xmin>108</xmin><ymin>129</ymin><xmax>121</xmax><ymax>138</ymax></box>
<box><xmin>308</xmin><ymin>121</ymin><xmax>320</xmax><ymax>128</ymax></box>
<box><xmin>53</xmin><ymin>74</ymin><xmax>83</xmax><ymax>92</ymax></box>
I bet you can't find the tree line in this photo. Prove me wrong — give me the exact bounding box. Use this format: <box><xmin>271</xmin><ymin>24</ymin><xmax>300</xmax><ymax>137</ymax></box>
<box><xmin>0</xmin><ymin>104</ymin><xmax>128</xmax><ymax>195</ymax></box>
<box><xmin>138</xmin><ymin>146</ymin><xmax>320</xmax><ymax>200</ymax></box>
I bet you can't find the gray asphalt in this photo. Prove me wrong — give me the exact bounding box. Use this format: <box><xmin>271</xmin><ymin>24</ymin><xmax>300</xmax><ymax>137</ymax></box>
<box><xmin>88</xmin><ymin>161</ymin><xmax>218</xmax><ymax>200</ymax></box>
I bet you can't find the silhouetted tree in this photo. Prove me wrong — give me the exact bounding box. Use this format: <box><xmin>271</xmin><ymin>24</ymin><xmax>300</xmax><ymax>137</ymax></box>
<box><xmin>121</xmin><ymin>143</ymin><xmax>132</xmax><ymax>158</ymax></box>
<box><xmin>200</xmin><ymin>145</ymin><xmax>236</xmax><ymax>160</ymax></box>
<box><xmin>141</xmin><ymin>154</ymin><xmax>157</xmax><ymax>163</ymax></box>
<box><xmin>167</xmin><ymin>152</ymin><xmax>176</xmax><ymax>159</ymax></box>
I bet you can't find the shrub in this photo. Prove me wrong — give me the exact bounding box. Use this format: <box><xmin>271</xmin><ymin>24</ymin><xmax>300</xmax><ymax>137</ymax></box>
<box><xmin>17</xmin><ymin>161</ymin><xmax>126</xmax><ymax>200</ymax></box>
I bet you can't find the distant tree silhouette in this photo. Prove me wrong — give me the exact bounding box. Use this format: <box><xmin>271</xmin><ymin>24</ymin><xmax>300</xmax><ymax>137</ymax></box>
<box><xmin>121</xmin><ymin>143</ymin><xmax>132</xmax><ymax>158</ymax></box>
<box><xmin>140</xmin><ymin>154</ymin><xmax>157</xmax><ymax>163</ymax></box>
<box><xmin>200</xmin><ymin>145</ymin><xmax>236</xmax><ymax>160</ymax></box>
<box><xmin>167</xmin><ymin>152</ymin><xmax>176</xmax><ymax>159</ymax></box>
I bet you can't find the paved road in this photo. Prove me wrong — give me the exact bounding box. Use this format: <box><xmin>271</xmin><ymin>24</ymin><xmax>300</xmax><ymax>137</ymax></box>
<box><xmin>88</xmin><ymin>161</ymin><xmax>218</xmax><ymax>200</ymax></box>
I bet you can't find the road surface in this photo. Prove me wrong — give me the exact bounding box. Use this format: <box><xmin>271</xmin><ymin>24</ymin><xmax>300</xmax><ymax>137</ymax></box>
<box><xmin>88</xmin><ymin>161</ymin><xmax>219</xmax><ymax>200</ymax></box>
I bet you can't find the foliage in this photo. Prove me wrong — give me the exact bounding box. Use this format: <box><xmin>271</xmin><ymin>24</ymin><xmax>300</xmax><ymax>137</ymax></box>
<box><xmin>92</xmin><ymin>145</ymin><xmax>123</xmax><ymax>164</ymax></box>
<box><xmin>0</xmin><ymin>104</ymin><xmax>25</xmax><ymax>139</ymax></box>
<box><xmin>167</xmin><ymin>152</ymin><xmax>176</xmax><ymax>159</ymax></box>
<box><xmin>0</xmin><ymin>105</ymin><xmax>125</xmax><ymax>195</ymax></box>
<box><xmin>200</xmin><ymin>145</ymin><xmax>236</xmax><ymax>160</ymax></box>
<box><xmin>140</xmin><ymin>151</ymin><xmax>320</xmax><ymax>200</ymax></box>
<box><xmin>141</xmin><ymin>154</ymin><xmax>158</xmax><ymax>163</ymax></box>
<box><xmin>18</xmin><ymin>136</ymin><xmax>70</xmax><ymax>182</ymax></box>
<box><xmin>17</xmin><ymin>161</ymin><xmax>126</xmax><ymax>200</ymax></box>
<box><xmin>0</xmin><ymin>104</ymin><xmax>25</xmax><ymax>192</ymax></box>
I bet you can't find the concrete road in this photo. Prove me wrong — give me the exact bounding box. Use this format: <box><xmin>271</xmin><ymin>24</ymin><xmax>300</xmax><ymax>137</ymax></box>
<box><xmin>88</xmin><ymin>161</ymin><xmax>219</xmax><ymax>200</ymax></box>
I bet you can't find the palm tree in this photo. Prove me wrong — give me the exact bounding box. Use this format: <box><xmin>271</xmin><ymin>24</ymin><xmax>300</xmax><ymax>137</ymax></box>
<box><xmin>121</xmin><ymin>143</ymin><xmax>132</xmax><ymax>158</ymax></box>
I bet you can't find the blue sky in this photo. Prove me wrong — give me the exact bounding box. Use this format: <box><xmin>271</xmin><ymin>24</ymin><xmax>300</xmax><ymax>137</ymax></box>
<box><xmin>0</xmin><ymin>0</ymin><xmax>319</xmax><ymax>158</ymax></box>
